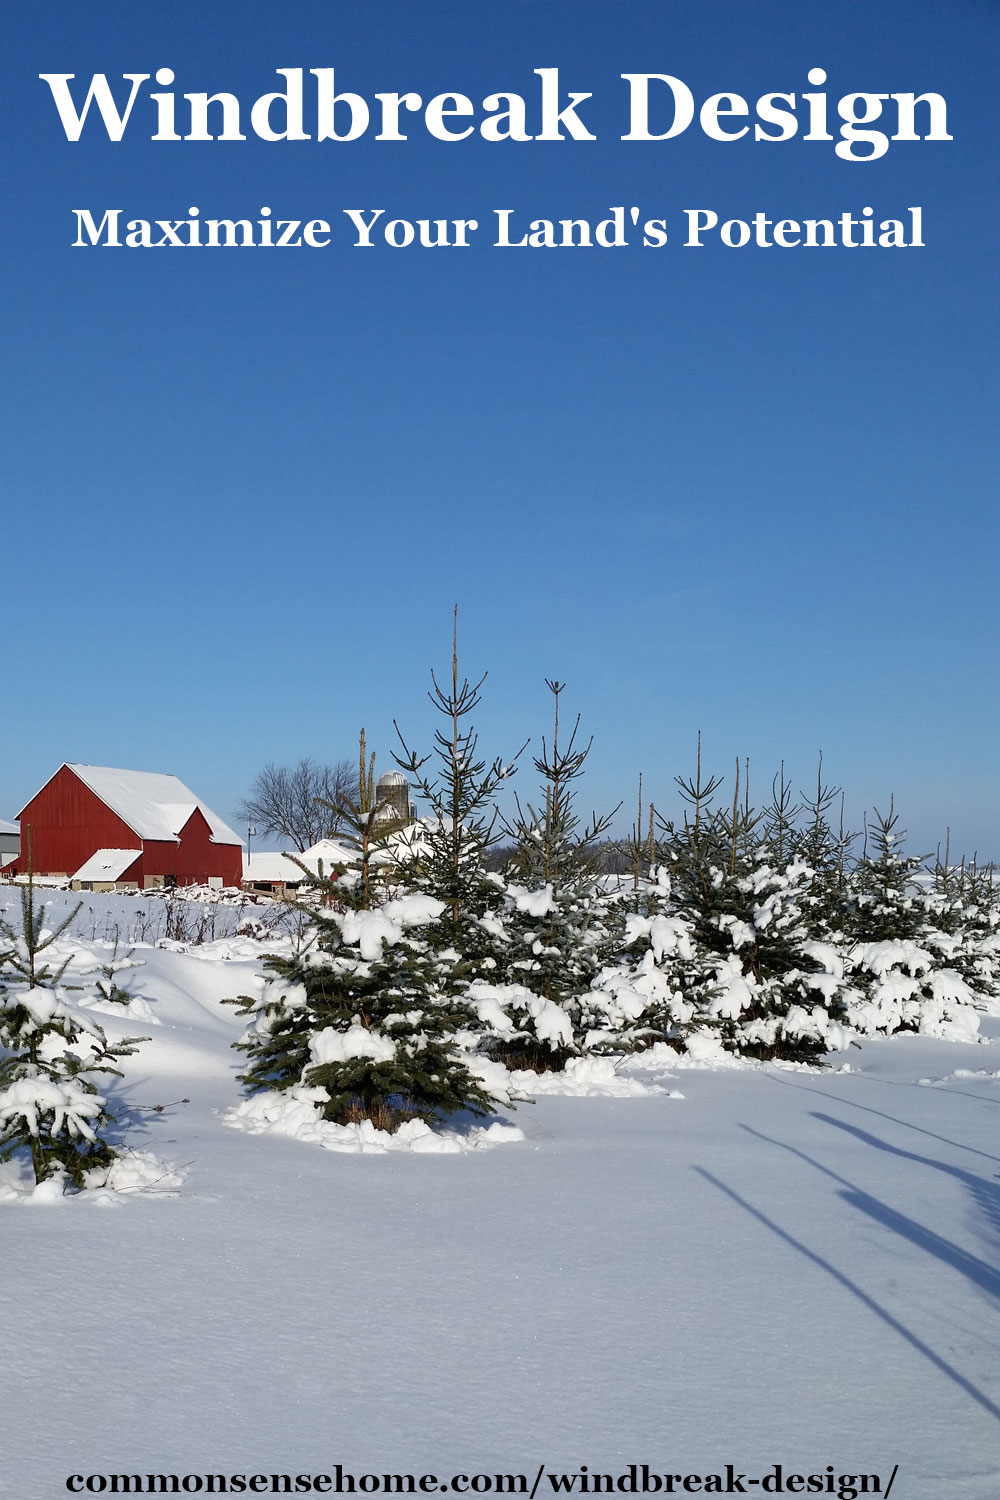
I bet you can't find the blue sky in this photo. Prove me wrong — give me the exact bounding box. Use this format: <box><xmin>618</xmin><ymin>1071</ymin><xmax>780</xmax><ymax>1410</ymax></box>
<box><xmin>3</xmin><ymin>0</ymin><xmax>997</xmax><ymax>860</ymax></box>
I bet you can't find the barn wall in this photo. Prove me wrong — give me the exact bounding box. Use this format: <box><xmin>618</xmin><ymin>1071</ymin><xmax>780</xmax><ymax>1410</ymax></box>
<box><xmin>144</xmin><ymin>809</ymin><xmax>242</xmax><ymax>887</ymax></box>
<box><xmin>17</xmin><ymin>766</ymin><xmax>140</xmax><ymax>877</ymax></box>
<box><xmin>16</xmin><ymin>767</ymin><xmax>241</xmax><ymax>886</ymax></box>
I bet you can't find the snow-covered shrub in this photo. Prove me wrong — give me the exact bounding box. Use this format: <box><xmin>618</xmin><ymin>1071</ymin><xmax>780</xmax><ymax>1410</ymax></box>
<box><xmin>608</xmin><ymin>760</ymin><xmax>993</xmax><ymax>1058</ymax></box>
<box><xmin>834</xmin><ymin>941</ymin><xmax>981</xmax><ymax>1042</ymax></box>
<box><xmin>921</xmin><ymin>855</ymin><xmax>1000</xmax><ymax>1010</ymax></box>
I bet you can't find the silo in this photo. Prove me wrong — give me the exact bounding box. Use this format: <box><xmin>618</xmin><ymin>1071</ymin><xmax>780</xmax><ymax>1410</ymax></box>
<box><xmin>375</xmin><ymin>771</ymin><xmax>414</xmax><ymax>825</ymax></box>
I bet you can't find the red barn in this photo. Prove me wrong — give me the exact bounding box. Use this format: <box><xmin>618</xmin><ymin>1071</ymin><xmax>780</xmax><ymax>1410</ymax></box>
<box><xmin>14</xmin><ymin>764</ymin><xmax>243</xmax><ymax>890</ymax></box>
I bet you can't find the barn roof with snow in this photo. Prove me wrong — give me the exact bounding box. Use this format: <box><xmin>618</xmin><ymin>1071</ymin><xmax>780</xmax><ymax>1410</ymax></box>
<box><xmin>18</xmin><ymin>764</ymin><xmax>241</xmax><ymax>847</ymax></box>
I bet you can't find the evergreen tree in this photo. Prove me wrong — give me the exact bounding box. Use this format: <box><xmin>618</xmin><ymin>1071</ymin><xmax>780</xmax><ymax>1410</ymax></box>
<box><xmin>309</xmin><ymin>726</ymin><xmax>392</xmax><ymax>908</ymax></box>
<box><xmin>838</xmin><ymin>801</ymin><xmax>987</xmax><ymax>1037</ymax></box>
<box><xmin>233</xmin><ymin>896</ymin><xmax>500</xmax><ymax>1132</ymax></box>
<box><xmin>0</xmin><ymin>879</ymin><xmax>143</xmax><ymax>1188</ymax></box>
<box><xmin>230</xmin><ymin>725</ymin><xmax>503</xmax><ymax>1134</ymax></box>
<box><xmin>849</xmin><ymin>798</ymin><xmax>927</xmax><ymax>944</ymax></box>
<box><xmin>925</xmin><ymin>845</ymin><xmax>1000</xmax><ymax>1000</ymax></box>
<box><xmin>618</xmin><ymin>773</ymin><xmax>668</xmax><ymax>917</ymax></box>
<box><xmin>653</xmin><ymin>746</ymin><xmax>842</xmax><ymax>1062</ymax></box>
<box><xmin>495</xmin><ymin>681</ymin><xmax>624</xmax><ymax>1068</ymax></box>
<box><xmin>92</xmin><ymin>935</ymin><xmax>143</xmax><ymax>1009</ymax></box>
<box><xmin>392</xmin><ymin>609</ymin><xmax>523</xmax><ymax>991</ymax></box>
<box><xmin>956</xmin><ymin>861</ymin><xmax>1000</xmax><ymax>1000</ymax></box>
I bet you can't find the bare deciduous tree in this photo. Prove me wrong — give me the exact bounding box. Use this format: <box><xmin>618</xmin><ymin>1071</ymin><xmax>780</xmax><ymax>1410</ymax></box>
<box><xmin>235</xmin><ymin>759</ymin><xmax>358</xmax><ymax>851</ymax></box>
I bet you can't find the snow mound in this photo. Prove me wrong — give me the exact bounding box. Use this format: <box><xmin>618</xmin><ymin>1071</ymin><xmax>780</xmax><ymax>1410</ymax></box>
<box><xmin>223</xmin><ymin>1087</ymin><xmax>524</xmax><ymax>1154</ymax></box>
<box><xmin>91</xmin><ymin>1150</ymin><xmax>189</xmax><ymax>1195</ymax></box>
<box><xmin>507</xmin><ymin>1056</ymin><xmax>667</xmax><ymax>1097</ymax></box>
<box><xmin>628</xmin><ymin>1035</ymin><xmax>754</xmax><ymax>1070</ymax></box>
<box><xmin>917</xmin><ymin>1066</ymin><xmax>1000</xmax><ymax>1086</ymax></box>
<box><xmin>0</xmin><ymin>1150</ymin><xmax>187</xmax><ymax>1204</ymax></box>
<box><xmin>619</xmin><ymin>1037</ymin><xmax>828</xmax><ymax>1075</ymax></box>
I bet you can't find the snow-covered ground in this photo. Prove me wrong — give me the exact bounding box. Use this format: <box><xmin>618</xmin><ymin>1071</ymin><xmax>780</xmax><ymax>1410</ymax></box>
<box><xmin>1</xmin><ymin>891</ymin><xmax>998</xmax><ymax>1499</ymax></box>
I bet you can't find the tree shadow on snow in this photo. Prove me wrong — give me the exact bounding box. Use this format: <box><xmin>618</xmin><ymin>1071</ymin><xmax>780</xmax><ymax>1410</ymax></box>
<box><xmin>761</xmin><ymin>1072</ymin><xmax>1000</xmax><ymax>1165</ymax></box>
<box><xmin>693</xmin><ymin>1164</ymin><xmax>1000</xmax><ymax>1425</ymax></box>
<box><xmin>741</xmin><ymin>1122</ymin><xmax>1000</xmax><ymax>1305</ymax></box>
<box><xmin>809</xmin><ymin>1112</ymin><xmax>1000</xmax><ymax>1271</ymax></box>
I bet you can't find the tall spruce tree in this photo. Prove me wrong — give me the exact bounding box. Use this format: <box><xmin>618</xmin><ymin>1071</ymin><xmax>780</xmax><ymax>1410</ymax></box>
<box><xmin>392</xmin><ymin>609</ymin><xmax>523</xmax><ymax>991</ymax></box>
<box><xmin>497</xmin><ymin>681</ymin><xmax>623</xmax><ymax>1068</ymax></box>
<box><xmin>785</xmin><ymin>757</ymin><xmax>854</xmax><ymax>939</ymax></box>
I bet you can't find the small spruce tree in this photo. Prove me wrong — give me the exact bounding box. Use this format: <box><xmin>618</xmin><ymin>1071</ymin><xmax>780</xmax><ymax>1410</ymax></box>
<box><xmin>0</xmin><ymin>876</ymin><xmax>144</xmax><ymax>1189</ymax></box>
<box><xmin>653</xmin><ymin>745</ymin><xmax>841</xmax><ymax>1063</ymax></box>
<box><xmin>849</xmin><ymin>798</ymin><xmax>927</xmax><ymax>944</ymax></box>
<box><xmin>230</xmin><ymin>727</ymin><xmax>503</xmax><ymax>1134</ymax></box>
<box><xmin>837</xmin><ymin>800</ymin><xmax>984</xmax><ymax>1037</ymax></box>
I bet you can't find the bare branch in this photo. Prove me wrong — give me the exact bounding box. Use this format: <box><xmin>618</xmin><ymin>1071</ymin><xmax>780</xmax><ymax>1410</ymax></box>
<box><xmin>234</xmin><ymin>758</ymin><xmax>359</xmax><ymax>851</ymax></box>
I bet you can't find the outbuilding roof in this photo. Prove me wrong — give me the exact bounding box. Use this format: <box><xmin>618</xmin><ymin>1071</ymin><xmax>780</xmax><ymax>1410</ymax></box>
<box><xmin>242</xmin><ymin>841</ymin><xmax>354</xmax><ymax>885</ymax></box>
<box><xmin>20</xmin><ymin>764</ymin><xmax>242</xmax><ymax>847</ymax></box>
<box><xmin>243</xmin><ymin>851</ymin><xmax>309</xmax><ymax>884</ymax></box>
<box><xmin>71</xmin><ymin>848</ymin><xmax>142</xmax><ymax>883</ymax></box>
<box><xmin>301</xmin><ymin>838</ymin><xmax>354</xmax><ymax>868</ymax></box>
<box><xmin>0</xmin><ymin>819</ymin><xmax>17</xmax><ymax>836</ymax></box>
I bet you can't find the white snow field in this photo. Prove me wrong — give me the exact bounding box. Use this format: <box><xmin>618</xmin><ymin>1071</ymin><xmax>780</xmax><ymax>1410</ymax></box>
<box><xmin>1</xmin><ymin>892</ymin><xmax>998</xmax><ymax>1500</ymax></box>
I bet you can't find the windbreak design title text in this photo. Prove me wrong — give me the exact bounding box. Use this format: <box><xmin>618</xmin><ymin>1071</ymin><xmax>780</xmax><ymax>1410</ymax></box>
<box><xmin>40</xmin><ymin>67</ymin><xmax>951</xmax><ymax>162</ymax></box>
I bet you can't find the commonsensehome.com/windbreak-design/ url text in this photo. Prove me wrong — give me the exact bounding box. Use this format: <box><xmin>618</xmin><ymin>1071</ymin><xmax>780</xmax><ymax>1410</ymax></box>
<box><xmin>63</xmin><ymin>1461</ymin><xmax>899</xmax><ymax>1498</ymax></box>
